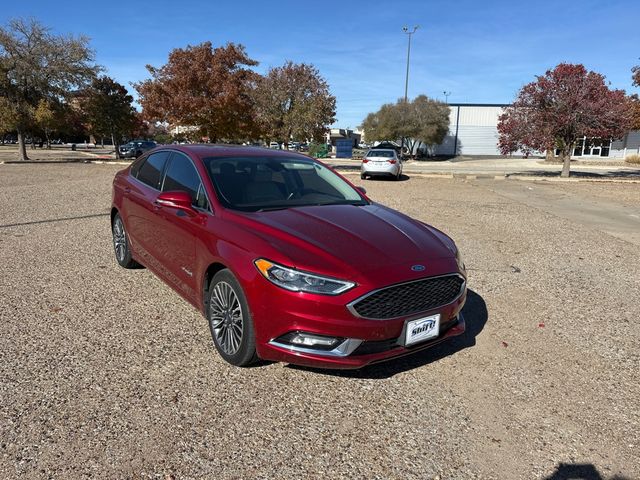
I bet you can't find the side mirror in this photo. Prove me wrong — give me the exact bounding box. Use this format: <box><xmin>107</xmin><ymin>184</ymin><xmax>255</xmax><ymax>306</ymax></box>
<box><xmin>356</xmin><ymin>186</ymin><xmax>367</xmax><ymax>195</ymax></box>
<box><xmin>155</xmin><ymin>191</ymin><xmax>196</xmax><ymax>216</ymax></box>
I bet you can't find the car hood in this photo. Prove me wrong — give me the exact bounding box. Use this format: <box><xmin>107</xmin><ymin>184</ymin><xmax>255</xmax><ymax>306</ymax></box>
<box><xmin>236</xmin><ymin>203</ymin><xmax>455</xmax><ymax>276</ymax></box>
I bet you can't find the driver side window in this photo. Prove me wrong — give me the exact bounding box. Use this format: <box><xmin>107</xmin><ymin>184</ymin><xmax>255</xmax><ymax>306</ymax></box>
<box><xmin>162</xmin><ymin>153</ymin><xmax>210</xmax><ymax>211</ymax></box>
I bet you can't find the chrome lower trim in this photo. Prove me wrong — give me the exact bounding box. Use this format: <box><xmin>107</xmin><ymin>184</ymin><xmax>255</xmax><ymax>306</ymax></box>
<box><xmin>346</xmin><ymin>273</ymin><xmax>466</xmax><ymax>320</ymax></box>
<box><xmin>268</xmin><ymin>338</ymin><xmax>363</xmax><ymax>357</ymax></box>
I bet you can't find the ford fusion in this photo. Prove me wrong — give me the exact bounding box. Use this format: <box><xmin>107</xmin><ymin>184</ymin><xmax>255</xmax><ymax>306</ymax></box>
<box><xmin>111</xmin><ymin>145</ymin><xmax>467</xmax><ymax>369</ymax></box>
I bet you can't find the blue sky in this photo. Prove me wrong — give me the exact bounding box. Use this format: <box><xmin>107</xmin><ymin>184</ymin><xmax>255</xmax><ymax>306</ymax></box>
<box><xmin>3</xmin><ymin>0</ymin><xmax>640</xmax><ymax>128</ymax></box>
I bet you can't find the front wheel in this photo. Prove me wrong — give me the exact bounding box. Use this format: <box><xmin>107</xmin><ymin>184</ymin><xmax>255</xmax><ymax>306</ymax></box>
<box><xmin>207</xmin><ymin>269</ymin><xmax>257</xmax><ymax>367</ymax></box>
<box><xmin>112</xmin><ymin>213</ymin><xmax>140</xmax><ymax>269</ymax></box>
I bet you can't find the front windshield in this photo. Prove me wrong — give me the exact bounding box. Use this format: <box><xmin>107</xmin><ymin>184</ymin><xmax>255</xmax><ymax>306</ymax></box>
<box><xmin>203</xmin><ymin>155</ymin><xmax>368</xmax><ymax>212</ymax></box>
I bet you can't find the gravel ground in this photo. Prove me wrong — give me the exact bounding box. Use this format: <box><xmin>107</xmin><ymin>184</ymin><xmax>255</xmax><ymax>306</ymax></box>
<box><xmin>0</xmin><ymin>164</ymin><xmax>638</xmax><ymax>479</ymax></box>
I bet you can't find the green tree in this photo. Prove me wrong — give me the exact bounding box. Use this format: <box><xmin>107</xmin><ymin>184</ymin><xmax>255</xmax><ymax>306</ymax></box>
<box><xmin>253</xmin><ymin>61</ymin><xmax>336</xmax><ymax>145</ymax></box>
<box><xmin>135</xmin><ymin>42</ymin><xmax>261</xmax><ymax>143</ymax></box>
<box><xmin>631</xmin><ymin>64</ymin><xmax>640</xmax><ymax>130</ymax></box>
<box><xmin>361</xmin><ymin>95</ymin><xmax>449</xmax><ymax>157</ymax></box>
<box><xmin>34</xmin><ymin>99</ymin><xmax>63</xmax><ymax>148</ymax></box>
<box><xmin>0</xmin><ymin>18</ymin><xmax>99</xmax><ymax>160</ymax></box>
<box><xmin>83</xmin><ymin>76</ymin><xmax>137</xmax><ymax>158</ymax></box>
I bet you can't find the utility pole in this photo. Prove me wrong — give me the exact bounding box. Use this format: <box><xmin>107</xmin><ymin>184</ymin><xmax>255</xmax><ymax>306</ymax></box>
<box><xmin>401</xmin><ymin>25</ymin><xmax>419</xmax><ymax>158</ymax></box>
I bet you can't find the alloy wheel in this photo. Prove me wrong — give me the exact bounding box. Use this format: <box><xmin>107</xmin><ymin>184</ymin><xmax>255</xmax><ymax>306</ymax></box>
<box><xmin>210</xmin><ymin>281</ymin><xmax>244</xmax><ymax>355</ymax></box>
<box><xmin>113</xmin><ymin>217</ymin><xmax>127</xmax><ymax>262</ymax></box>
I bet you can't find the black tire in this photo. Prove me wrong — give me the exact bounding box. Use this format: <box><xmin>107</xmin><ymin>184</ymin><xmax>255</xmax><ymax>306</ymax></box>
<box><xmin>360</xmin><ymin>173</ymin><xmax>367</xmax><ymax>180</ymax></box>
<box><xmin>111</xmin><ymin>213</ymin><xmax>141</xmax><ymax>269</ymax></box>
<box><xmin>135</xmin><ymin>150</ymin><xmax>142</xmax><ymax>158</ymax></box>
<box><xmin>207</xmin><ymin>269</ymin><xmax>257</xmax><ymax>367</ymax></box>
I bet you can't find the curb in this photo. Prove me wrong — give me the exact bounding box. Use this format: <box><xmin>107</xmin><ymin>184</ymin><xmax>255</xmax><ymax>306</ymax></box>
<box><xmin>339</xmin><ymin>169</ymin><xmax>639</xmax><ymax>183</ymax></box>
<box><xmin>1</xmin><ymin>159</ymin><xmax>131</xmax><ymax>165</ymax></box>
<box><xmin>505</xmin><ymin>175</ymin><xmax>640</xmax><ymax>184</ymax></box>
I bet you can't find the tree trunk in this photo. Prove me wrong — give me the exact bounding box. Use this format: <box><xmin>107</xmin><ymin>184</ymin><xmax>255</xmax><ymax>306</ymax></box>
<box><xmin>111</xmin><ymin>133</ymin><xmax>120</xmax><ymax>159</ymax></box>
<box><xmin>560</xmin><ymin>145</ymin><xmax>572</xmax><ymax>178</ymax></box>
<box><xmin>45</xmin><ymin>130</ymin><xmax>51</xmax><ymax>149</ymax></box>
<box><xmin>17</xmin><ymin>130</ymin><xmax>29</xmax><ymax>161</ymax></box>
<box><xmin>545</xmin><ymin>149</ymin><xmax>555</xmax><ymax>162</ymax></box>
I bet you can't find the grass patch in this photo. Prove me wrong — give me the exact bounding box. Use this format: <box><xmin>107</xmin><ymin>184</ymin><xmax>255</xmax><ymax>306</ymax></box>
<box><xmin>625</xmin><ymin>154</ymin><xmax>640</xmax><ymax>165</ymax></box>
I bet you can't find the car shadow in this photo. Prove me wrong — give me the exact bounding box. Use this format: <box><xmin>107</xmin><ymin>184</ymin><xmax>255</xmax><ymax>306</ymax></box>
<box><xmin>363</xmin><ymin>174</ymin><xmax>411</xmax><ymax>182</ymax></box>
<box><xmin>286</xmin><ymin>289</ymin><xmax>487</xmax><ymax>379</ymax></box>
<box><xmin>543</xmin><ymin>462</ymin><xmax>633</xmax><ymax>480</ymax></box>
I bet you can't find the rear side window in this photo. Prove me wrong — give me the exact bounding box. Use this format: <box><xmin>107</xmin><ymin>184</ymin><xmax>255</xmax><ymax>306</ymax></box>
<box><xmin>135</xmin><ymin>151</ymin><xmax>171</xmax><ymax>189</ymax></box>
<box><xmin>162</xmin><ymin>153</ymin><xmax>209</xmax><ymax>210</ymax></box>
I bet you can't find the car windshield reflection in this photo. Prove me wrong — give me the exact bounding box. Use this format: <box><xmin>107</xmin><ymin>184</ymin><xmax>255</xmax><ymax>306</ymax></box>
<box><xmin>203</xmin><ymin>156</ymin><xmax>368</xmax><ymax>212</ymax></box>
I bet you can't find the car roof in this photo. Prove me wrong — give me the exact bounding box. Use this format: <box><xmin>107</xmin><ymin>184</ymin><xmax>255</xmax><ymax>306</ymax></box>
<box><xmin>158</xmin><ymin>144</ymin><xmax>316</xmax><ymax>162</ymax></box>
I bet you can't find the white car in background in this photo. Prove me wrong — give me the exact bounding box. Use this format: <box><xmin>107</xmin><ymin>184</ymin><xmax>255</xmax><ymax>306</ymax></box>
<box><xmin>361</xmin><ymin>149</ymin><xmax>402</xmax><ymax>180</ymax></box>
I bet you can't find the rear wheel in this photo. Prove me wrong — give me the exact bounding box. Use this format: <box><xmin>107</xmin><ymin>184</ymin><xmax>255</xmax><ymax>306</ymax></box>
<box><xmin>111</xmin><ymin>213</ymin><xmax>140</xmax><ymax>268</ymax></box>
<box><xmin>207</xmin><ymin>269</ymin><xmax>257</xmax><ymax>367</ymax></box>
<box><xmin>360</xmin><ymin>173</ymin><xmax>367</xmax><ymax>180</ymax></box>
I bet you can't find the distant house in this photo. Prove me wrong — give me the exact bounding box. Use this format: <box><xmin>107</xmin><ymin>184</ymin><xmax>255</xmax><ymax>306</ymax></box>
<box><xmin>327</xmin><ymin>128</ymin><xmax>361</xmax><ymax>149</ymax></box>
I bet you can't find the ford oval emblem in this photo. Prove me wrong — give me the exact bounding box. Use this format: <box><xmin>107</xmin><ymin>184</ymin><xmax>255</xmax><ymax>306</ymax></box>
<box><xmin>411</xmin><ymin>264</ymin><xmax>426</xmax><ymax>272</ymax></box>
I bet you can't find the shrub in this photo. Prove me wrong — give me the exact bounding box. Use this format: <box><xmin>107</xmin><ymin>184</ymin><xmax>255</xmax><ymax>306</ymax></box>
<box><xmin>625</xmin><ymin>154</ymin><xmax>640</xmax><ymax>165</ymax></box>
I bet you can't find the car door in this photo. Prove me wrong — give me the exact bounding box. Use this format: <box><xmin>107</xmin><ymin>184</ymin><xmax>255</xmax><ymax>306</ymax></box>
<box><xmin>154</xmin><ymin>151</ymin><xmax>211</xmax><ymax>300</ymax></box>
<box><xmin>124</xmin><ymin>150</ymin><xmax>172</xmax><ymax>270</ymax></box>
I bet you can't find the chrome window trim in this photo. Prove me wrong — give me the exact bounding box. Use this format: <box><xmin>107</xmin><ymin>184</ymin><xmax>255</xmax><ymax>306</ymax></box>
<box><xmin>346</xmin><ymin>273</ymin><xmax>466</xmax><ymax>320</ymax></box>
<box><xmin>129</xmin><ymin>149</ymin><xmax>173</xmax><ymax>191</ymax></box>
<box><xmin>161</xmin><ymin>151</ymin><xmax>213</xmax><ymax>213</ymax></box>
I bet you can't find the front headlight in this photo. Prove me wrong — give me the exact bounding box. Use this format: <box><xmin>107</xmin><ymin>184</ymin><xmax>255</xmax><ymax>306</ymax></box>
<box><xmin>254</xmin><ymin>259</ymin><xmax>355</xmax><ymax>295</ymax></box>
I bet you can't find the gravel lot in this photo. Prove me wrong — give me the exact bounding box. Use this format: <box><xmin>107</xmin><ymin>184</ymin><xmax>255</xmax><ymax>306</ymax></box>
<box><xmin>1</xmin><ymin>163</ymin><xmax>638</xmax><ymax>479</ymax></box>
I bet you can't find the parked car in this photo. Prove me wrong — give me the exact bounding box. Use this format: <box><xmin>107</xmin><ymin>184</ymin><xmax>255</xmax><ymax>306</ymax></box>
<box><xmin>361</xmin><ymin>148</ymin><xmax>402</xmax><ymax>180</ymax></box>
<box><xmin>119</xmin><ymin>140</ymin><xmax>157</xmax><ymax>158</ymax></box>
<box><xmin>269</xmin><ymin>142</ymin><xmax>280</xmax><ymax>149</ymax></box>
<box><xmin>111</xmin><ymin>145</ymin><xmax>467</xmax><ymax>369</ymax></box>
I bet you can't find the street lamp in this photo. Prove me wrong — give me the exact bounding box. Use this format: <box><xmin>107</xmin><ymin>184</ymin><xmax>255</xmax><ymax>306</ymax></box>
<box><xmin>443</xmin><ymin>91</ymin><xmax>451</xmax><ymax>104</ymax></box>
<box><xmin>402</xmin><ymin>25</ymin><xmax>419</xmax><ymax>102</ymax></box>
<box><xmin>401</xmin><ymin>25</ymin><xmax>419</xmax><ymax>158</ymax></box>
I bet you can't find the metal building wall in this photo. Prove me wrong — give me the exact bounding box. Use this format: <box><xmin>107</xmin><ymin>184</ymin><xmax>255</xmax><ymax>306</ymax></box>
<box><xmin>434</xmin><ymin>104</ymin><xmax>506</xmax><ymax>156</ymax></box>
<box><xmin>610</xmin><ymin>131</ymin><xmax>640</xmax><ymax>158</ymax></box>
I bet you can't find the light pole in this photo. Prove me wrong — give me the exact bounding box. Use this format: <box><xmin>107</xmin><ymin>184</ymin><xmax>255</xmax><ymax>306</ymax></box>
<box><xmin>401</xmin><ymin>25</ymin><xmax>419</xmax><ymax>158</ymax></box>
<box><xmin>402</xmin><ymin>25</ymin><xmax>419</xmax><ymax>102</ymax></box>
<box><xmin>443</xmin><ymin>91</ymin><xmax>451</xmax><ymax>104</ymax></box>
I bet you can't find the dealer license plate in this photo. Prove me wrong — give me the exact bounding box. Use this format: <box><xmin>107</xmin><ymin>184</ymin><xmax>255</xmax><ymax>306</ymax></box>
<box><xmin>405</xmin><ymin>314</ymin><xmax>440</xmax><ymax>346</ymax></box>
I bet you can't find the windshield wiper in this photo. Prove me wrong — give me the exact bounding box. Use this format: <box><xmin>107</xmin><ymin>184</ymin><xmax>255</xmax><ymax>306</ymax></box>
<box><xmin>255</xmin><ymin>206</ymin><xmax>290</xmax><ymax>212</ymax></box>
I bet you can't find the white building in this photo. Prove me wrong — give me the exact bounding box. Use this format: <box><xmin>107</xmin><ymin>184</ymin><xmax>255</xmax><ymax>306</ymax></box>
<box><xmin>433</xmin><ymin>103</ymin><xmax>640</xmax><ymax>159</ymax></box>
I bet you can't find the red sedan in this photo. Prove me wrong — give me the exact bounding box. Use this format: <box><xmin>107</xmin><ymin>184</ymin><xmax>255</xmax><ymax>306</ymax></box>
<box><xmin>111</xmin><ymin>145</ymin><xmax>467</xmax><ymax>369</ymax></box>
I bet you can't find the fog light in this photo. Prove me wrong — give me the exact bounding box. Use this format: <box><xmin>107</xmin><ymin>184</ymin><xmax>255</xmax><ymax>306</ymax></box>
<box><xmin>270</xmin><ymin>332</ymin><xmax>363</xmax><ymax>357</ymax></box>
<box><xmin>277</xmin><ymin>331</ymin><xmax>343</xmax><ymax>351</ymax></box>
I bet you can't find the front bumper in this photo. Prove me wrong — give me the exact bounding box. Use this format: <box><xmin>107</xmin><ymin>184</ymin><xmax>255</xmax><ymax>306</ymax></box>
<box><xmin>250</xmin><ymin>273</ymin><xmax>467</xmax><ymax>369</ymax></box>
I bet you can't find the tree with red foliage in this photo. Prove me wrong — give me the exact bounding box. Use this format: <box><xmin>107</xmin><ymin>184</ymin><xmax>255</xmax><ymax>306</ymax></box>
<box><xmin>498</xmin><ymin>63</ymin><xmax>632</xmax><ymax>177</ymax></box>
<box><xmin>134</xmin><ymin>42</ymin><xmax>261</xmax><ymax>143</ymax></box>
